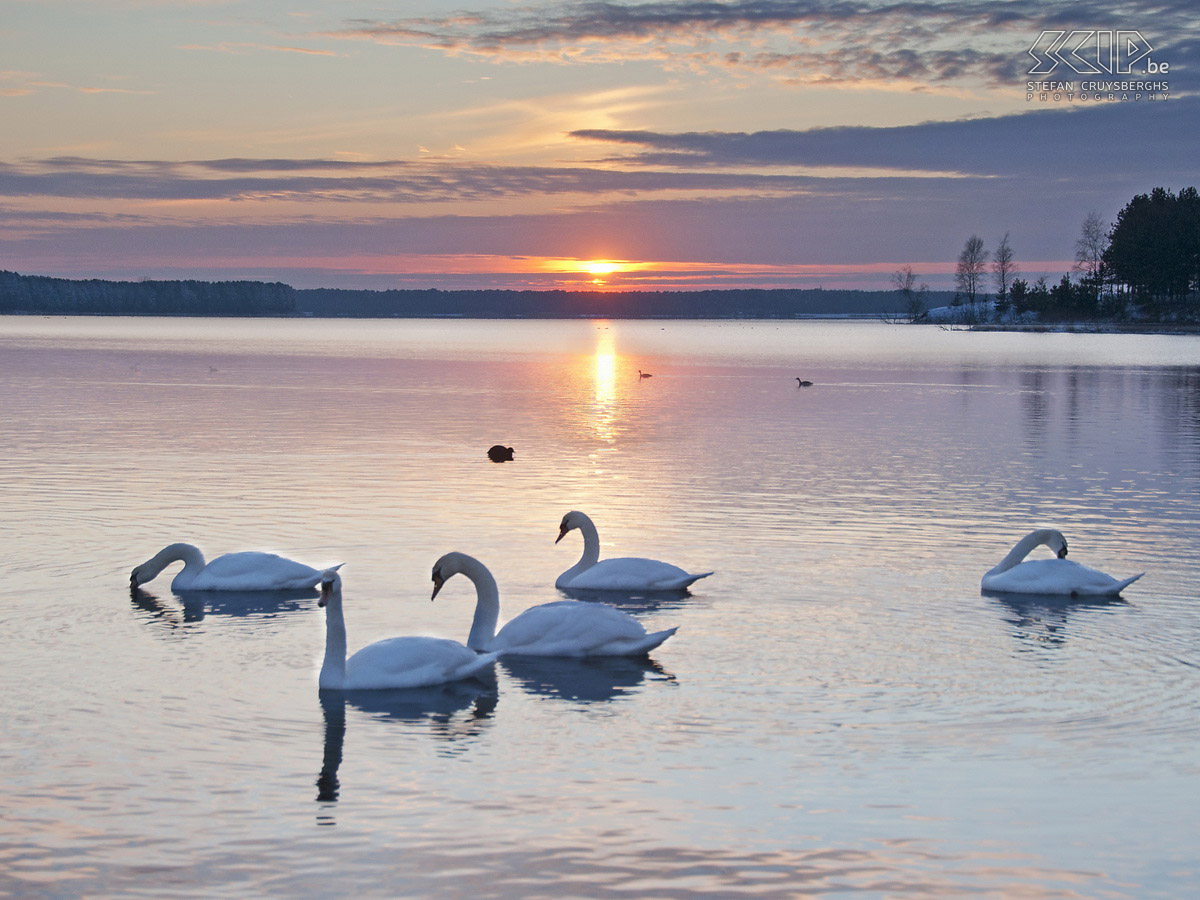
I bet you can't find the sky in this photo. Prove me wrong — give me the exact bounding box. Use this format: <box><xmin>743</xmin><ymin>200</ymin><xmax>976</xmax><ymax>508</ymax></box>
<box><xmin>0</xmin><ymin>0</ymin><xmax>1196</xmax><ymax>292</ymax></box>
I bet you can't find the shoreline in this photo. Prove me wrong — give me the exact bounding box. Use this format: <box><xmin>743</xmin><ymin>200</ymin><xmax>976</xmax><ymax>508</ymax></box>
<box><xmin>3</xmin><ymin>310</ymin><xmax>1199</xmax><ymax>335</ymax></box>
<box><xmin>961</xmin><ymin>321</ymin><xmax>1200</xmax><ymax>336</ymax></box>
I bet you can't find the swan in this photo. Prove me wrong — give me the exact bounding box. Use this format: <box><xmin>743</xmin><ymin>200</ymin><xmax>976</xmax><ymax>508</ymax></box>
<box><xmin>981</xmin><ymin>529</ymin><xmax>1144</xmax><ymax>596</ymax></box>
<box><xmin>432</xmin><ymin>552</ymin><xmax>677</xmax><ymax>657</ymax></box>
<box><xmin>130</xmin><ymin>542</ymin><xmax>335</xmax><ymax>592</ymax></box>
<box><xmin>318</xmin><ymin>569</ymin><xmax>499</xmax><ymax>690</ymax></box>
<box><xmin>796</xmin><ymin>378</ymin><xmax>813</xmax><ymax>386</ymax></box>
<box><xmin>638</xmin><ymin>370</ymin><xmax>652</xmax><ymax>378</ymax></box>
<box><xmin>555</xmin><ymin>510</ymin><xmax>713</xmax><ymax>591</ymax></box>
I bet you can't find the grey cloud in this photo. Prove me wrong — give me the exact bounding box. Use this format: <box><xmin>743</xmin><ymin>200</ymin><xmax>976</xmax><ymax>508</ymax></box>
<box><xmin>335</xmin><ymin>1</ymin><xmax>1200</xmax><ymax>86</ymax></box>
<box><xmin>572</xmin><ymin>95</ymin><xmax>1200</xmax><ymax>179</ymax></box>
<box><xmin>34</xmin><ymin>157</ymin><xmax>415</xmax><ymax>173</ymax></box>
<box><xmin>0</xmin><ymin>156</ymin><xmax>971</xmax><ymax>203</ymax></box>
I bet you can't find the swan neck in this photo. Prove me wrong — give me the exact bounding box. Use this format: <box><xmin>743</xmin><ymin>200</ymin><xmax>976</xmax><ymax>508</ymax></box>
<box><xmin>556</xmin><ymin>515</ymin><xmax>602</xmax><ymax>587</ymax></box>
<box><xmin>987</xmin><ymin>530</ymin><xmax>1052</xmax><ymax>577</ymax></box>
<box><xmin>319</xmin><ymin>590</ymin><xmax>347</xmax><ymax>689</ymax></box>
<box><xmin>157</xmin><ymin>543</ymin><xmax>206</xmax><ymax>587</ymax></box>
<box><xmin>138</xmin><ymin>542</ymin><xmax>205</xmax><ymax>585</ymax></box>
<box><xmin>462</xmin><ymin>558</ymin><xmax>501</xmax><ymax>651</ymax></box>
<box><xmin>578</xmin><ymin>517</ymin><xmax>601</xmax><ymax>568</ymax></box>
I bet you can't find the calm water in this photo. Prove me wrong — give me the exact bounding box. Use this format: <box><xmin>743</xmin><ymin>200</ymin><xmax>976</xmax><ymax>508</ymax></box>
<box><xmin>1</xmin><ymin>317</ymin><xmax>1198</xmax><ymax>898</ymax></box>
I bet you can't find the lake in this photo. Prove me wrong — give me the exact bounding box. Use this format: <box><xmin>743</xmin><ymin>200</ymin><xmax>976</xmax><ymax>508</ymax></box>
<box><xmin>1</xmin><ymin>316</ymin><xmax>1197</xmax><ymax>897</ymax></box>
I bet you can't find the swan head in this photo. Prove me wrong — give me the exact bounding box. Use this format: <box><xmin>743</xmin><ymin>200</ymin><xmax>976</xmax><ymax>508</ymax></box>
<box><xmin>129</xmin><ymin>560</ymin><xmax>163</xmax><ymax>588</ymax></box>
<box><xmin>1038</xmin><ymin>529</ymin><xmax>1069</xmax><ymax>559</ymax></box>
<box><xmin>317</xmin><ymin>569</ymin><xmax>342</xmax><ymax>607</ymax></box>
<box><xmin>556</xmin><ymin>510</ymin><xmax>588</xmax><ymax>543</ymax></box>
<box><xmin>431</xmin><ymin>551</ymin><xmax>473</xmax><ymax>600</ymax></box>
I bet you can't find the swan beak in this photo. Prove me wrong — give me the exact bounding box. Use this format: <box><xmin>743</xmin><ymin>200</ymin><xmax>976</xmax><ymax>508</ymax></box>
<box><xmin>318</xmin><ymin>581</ymin><xmax>332</xmax><ymax>607</ymax></box>
<box><xmin>1057</xmin><ymin>545</ymin><xmax>1069</xmax><ymax>559</ymax></box>
<box><xmin>431</xmin><ymin>573</ymin><xmax>445</xmax><ymax>601</ymax></box>
<box><xmin>555</xmin><ymin>526</ymin><xmax>567</xmax><ymax>544</ymax></box>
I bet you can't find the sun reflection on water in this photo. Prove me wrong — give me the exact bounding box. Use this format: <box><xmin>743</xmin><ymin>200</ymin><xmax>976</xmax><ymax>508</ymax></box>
<box><xmin>586</xmin><ymin>326</ymin><xmax>621</xmax><ymax>444</ymax></box>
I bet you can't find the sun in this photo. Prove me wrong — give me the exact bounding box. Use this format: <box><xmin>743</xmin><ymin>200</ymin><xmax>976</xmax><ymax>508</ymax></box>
<box><xmin>583</xmin><ymin>260</ymin><xmax>621</xmax><ymax>277</ymax></box>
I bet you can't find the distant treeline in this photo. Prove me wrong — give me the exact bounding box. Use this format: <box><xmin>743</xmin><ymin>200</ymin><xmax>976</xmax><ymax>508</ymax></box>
<box><xmin>0</xmin><ymin>271</ymin><xmax>295</xmax><ymax>316</ymax></box>
<box><xmin>0</xmin><ymin>271</ymin><xmax>955</xmax><ymax>319</ymax></box>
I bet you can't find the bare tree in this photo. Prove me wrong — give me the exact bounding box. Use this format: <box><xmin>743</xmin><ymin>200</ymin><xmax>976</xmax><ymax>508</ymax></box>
<box><xmin>1073</xmin><ymin>211</ymin><xmax>1106</xmax><ymax>280</ymax></box>
<box><xmin>955</xmin><ymin>235</ymin><xmax>989</xmax><ymax>307</ymax></box>
<box><xmin>890</xmin><ymin>265</ymin><xmax>929</xmax><ymax>321</ymax></box>
<box><xmin>992</xmin><ymin>232</ymin><xmax>1017</xmax><ymax>315</ymax></box>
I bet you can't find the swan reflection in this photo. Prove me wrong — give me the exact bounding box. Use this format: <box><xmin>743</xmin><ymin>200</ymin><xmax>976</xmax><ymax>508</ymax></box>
<box><xmin>984</xmin><ymin>589</ymin><xmax>1128</xmax><ymax>650</ymax></box>
<box><xmin>130</xmin><ymin>586</ymin><xmax>316</xmax><ymax>628</ymax></box>
<box><xmin>556</xmin><ymin>585</ymin><xmax>695</xmax><ymax>614</ymax></box>
<box><xmin>316</xmin><ymin>680</ymin><xmax>498</xmax><ymax>805</ymax></box>
<box><xmin>501</xmin><ymin>655</ymin><xmax>674</xmax><ymax>703</ymax></box>
<box><xmin>316</xmin><ymin>691</ymin><xmax>347</xmax><ymax>805</ymax></box>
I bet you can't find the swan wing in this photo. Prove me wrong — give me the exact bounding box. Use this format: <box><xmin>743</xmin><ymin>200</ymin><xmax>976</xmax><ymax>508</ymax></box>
<box><xmin>345</xmin><ymin>636</ymin><xmax>497</xmax><ymax>689</ymax></box>
<box><xmin>563</xmin><ymin>557</ymin><xmax>712</xmax><ymax>591</ymax></box>
<box><xmin>982</xmin><ymin>558</ymin><xmax>1143</xmax><ymax>596</ymax></box>
<box><xmin>495</xmin><ymin>601</ymin><xmax>673</xmax><ymax>657</ymax></box>
<box><xmin>186</xmin><ymin>551</ymin><xmax>325</xmax><ymax>591</ymax></box>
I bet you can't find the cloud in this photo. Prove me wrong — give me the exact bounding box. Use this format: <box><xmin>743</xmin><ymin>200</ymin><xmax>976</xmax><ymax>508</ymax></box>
<box><xmin>178</xmin><ymin>42</ymin><xmax>339</xmax><ymax>57</ymax></box>
<box><xmin>0</xmin><ymin>69</ymin><xmax>156</xmax><ymax>96</ymax></box>
<box><xmin>0</xmin><ymin>155</ymin><xmax>943</xmax><ymax>203</ymax></box>
<box><xmin>33</xmin><ymin>157</ymin><xmax>416</xmax><ymax>173</ymax></box>
<box><xmin>330</xmin><ymin>1</ymin><xmax>1200</xmax><ymax>88</ymax></box>
<box><xmin>572</xmin><ymin>95</ymin><xmax>1200</xmax><ymax>180</ymax></box>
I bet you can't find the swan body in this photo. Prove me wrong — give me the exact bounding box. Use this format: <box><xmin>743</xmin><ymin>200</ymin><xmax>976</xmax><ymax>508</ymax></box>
<box><xmin>554</xmin><ymin>510</ymin><xmax>713</xmax><ymax>591</ymax></box>
<box><xmin>432</xmin><ymin>552</ymin><xmax>677</xmax><ymax>657</ymax></box>
<box><xmin>319</xmin><ymin>569</ymin><xmax>498</xmax><ymax>690</ymax></box>
<box><xmin>981</xmin><ymin>529</ymin><xmax>1143</xmax><ymax>596</ymax></box>
<box><xmin>131</xmin><ymin>543</ymin><xmax>334</xmax><ymax>592</ymax></box>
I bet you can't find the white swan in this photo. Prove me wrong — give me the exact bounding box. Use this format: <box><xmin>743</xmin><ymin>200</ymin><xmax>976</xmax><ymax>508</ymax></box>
<box><xmin>131</xmin><ymin>542</ymin><xmax>335</xmax><ymax>591</ymax></box>
<box><xmin>554</xmin><ymin>510</ymin><xmax>713</xmax><ymax>591</ymax></box>
<box><xmin>432</xmin><ymin>552</ymin><xmax>678</xmax><ymax>657</ymax></box>
<box><xmin>981</xmin><ymin>529</ymin><xmax>1144</xmax><ymax>596</ymax></box>
<box><xmin>318</xmin><ymin>569</ymin><xmax>498</xmax><ymax>690</ymax></box>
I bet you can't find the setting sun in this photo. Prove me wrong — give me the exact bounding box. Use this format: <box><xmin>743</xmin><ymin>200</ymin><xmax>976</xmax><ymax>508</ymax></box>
<box><xmin>583</xmin><ymin>260</ymin><xmax>622</xmax><ymax>277</ymax></box>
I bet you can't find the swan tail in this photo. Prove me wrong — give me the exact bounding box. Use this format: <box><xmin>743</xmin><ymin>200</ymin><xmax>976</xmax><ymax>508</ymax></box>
<box><xmin>458</xmin><ymin>651</ymin><xmax>500</xmax><ymax>680</ymax></box>
<box><xmin>1110</xmin><ymin>572</ymin><xmax>1144</xmax><ymax>594</ymax></box>
<box><xmin>679</xmin><ymin>571</ymin><xmax>714</xmax><ymax>588</ymax></box>
<box><xmin>625</xmin><ymin>626</ymin><xmax>678</xmax><ymax>655</ymax></box>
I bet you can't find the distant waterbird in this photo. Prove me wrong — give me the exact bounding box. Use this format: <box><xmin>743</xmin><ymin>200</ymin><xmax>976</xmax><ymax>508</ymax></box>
<box><xmin>487</xmin><ymin>445</ymin><xmax>514</xmax><ymax>463</ymax></box>
<box><xmin>638</xmin><ymin>370</ymin><xmax>652</xmax><ymax>378</ymax></box>
<box><xmin>796</xmin><ymin>378</ymin><xmax>813</xmax><ymax>387</ymax></box>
